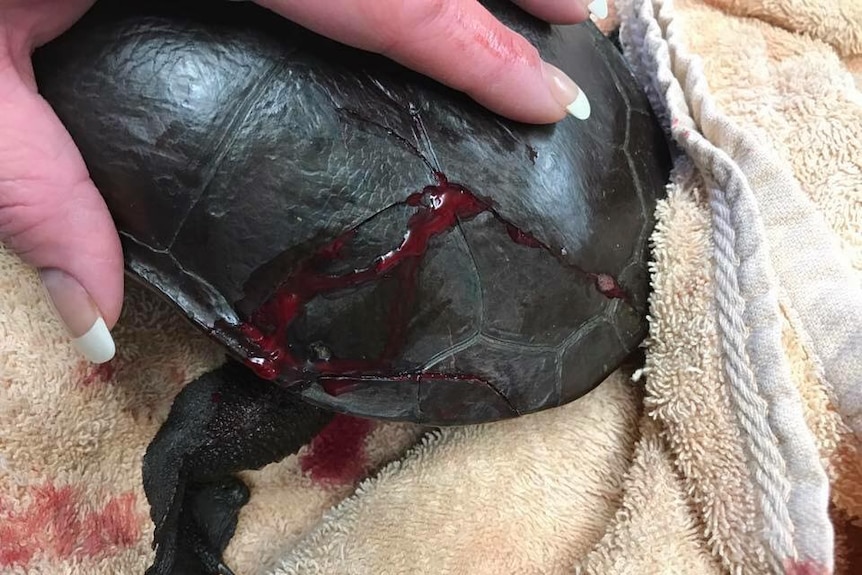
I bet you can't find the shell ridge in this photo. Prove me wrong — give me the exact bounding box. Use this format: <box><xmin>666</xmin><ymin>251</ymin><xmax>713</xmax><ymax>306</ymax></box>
<box><xmin>165</xmin><ymin>59</ymin><xmax>288</xmax><ymax>251</ymax></box>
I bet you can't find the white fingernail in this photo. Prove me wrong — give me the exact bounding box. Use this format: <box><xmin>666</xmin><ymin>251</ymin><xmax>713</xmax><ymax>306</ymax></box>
<box><xmin>588</xmin><ymin>0</ymin><xmax>608</xmax><ymax>19</ymax></box>
<box><xmin>566</xmin><ymin>89</ymin><xmax>591</xmax><ymax>120</ymax></box>
<box><xmin>542</xmin><ymin>61</ymin><xmax>591</xmax><ymax>121</ymax></box>
<box><xmin>72</xmin><ymin>317</ymin><xmax>116</xmax><ymax>363</ymax></box>
<box><xmin>40</xmin><ymin>268</ymin><xmax>116</xmax><ymax>364</ymax></box>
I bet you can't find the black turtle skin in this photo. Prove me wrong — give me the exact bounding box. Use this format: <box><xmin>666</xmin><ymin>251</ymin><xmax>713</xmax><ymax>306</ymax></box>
<box><xmin>33</xmin><ymin>0</ymin><xmax>670</xmax><ymax>426</ymax></box>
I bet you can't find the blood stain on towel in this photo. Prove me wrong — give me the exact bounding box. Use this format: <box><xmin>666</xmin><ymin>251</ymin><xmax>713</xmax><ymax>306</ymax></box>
<box><xmin>300</xmin><ymin>414</ymin><xmax>376</xmax><ymax>487</ymax></box>
<box><xmin>0</xmin><ymin>482</ymin><xmax>140</xmax><ymax>568</ymax></box>
<box><xmin>783</xmin><ymin>559</ymin><xmax>829</xmax><ymax>575</ymax></box>
<box><xmin>78</xmin><ymin>361</ymin><xmax>117</xmax><ymax>387</ymax></box>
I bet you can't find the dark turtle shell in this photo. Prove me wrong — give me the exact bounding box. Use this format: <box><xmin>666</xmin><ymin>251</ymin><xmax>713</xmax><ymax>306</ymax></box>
<box><xmin>33</xmin><ymin>0</ymin><xmax>671</xmax><ymax>425</ymax></box>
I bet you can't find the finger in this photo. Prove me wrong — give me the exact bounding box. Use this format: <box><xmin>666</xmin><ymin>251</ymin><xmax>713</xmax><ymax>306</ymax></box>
<box><xmin>0</xmin><ymin>59</ymin><xmax>122</xmax><ymax>363</ymax></box>
<box><xmin>510</xmin><ymin>0</ymin><xmax>607</xmax><ymax>23</ymax></box>
<box><xmin>254</xmin><ymin>0</ymin><xmax>593</xmax><ymax>124</ymax></box>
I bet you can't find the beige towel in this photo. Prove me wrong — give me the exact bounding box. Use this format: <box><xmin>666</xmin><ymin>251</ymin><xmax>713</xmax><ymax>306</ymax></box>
<box><xmin>0</xmin><ymin>0</ymin><xmax>859</xmax><ymax>573</ymax></box>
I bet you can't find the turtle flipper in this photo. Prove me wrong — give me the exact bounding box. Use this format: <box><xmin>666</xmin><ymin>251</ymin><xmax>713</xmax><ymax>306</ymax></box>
<box><xmin>143</xmin><ymin>360</ymin><xmax>333</xmax><ymax>575</ymax></box>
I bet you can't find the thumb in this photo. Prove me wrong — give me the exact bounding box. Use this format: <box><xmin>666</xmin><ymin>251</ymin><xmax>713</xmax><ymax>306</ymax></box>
<box><xmin>0</xmin><ymin>60</ymin><xmax>123</xmax><ymax>363</ymax></box>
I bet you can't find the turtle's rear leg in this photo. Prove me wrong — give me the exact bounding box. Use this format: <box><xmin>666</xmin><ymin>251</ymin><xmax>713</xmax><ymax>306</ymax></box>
<box><xmin>142</xmin><ymin>359</ymin><xmax>333</xmax><ymax>575</ymax></box>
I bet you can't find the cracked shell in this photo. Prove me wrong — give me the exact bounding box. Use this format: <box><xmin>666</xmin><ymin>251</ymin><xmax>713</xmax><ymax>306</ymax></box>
<box><xmin>32</xmin><ymin>0</ymin><xmax>672</xmax><ymax>425</ymax></box>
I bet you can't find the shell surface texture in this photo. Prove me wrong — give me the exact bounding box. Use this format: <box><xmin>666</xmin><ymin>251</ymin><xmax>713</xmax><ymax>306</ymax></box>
<box><xmin>33</xmin><ymin>0</ymin><xmax>672</xmax><ymax>425</ymax></box>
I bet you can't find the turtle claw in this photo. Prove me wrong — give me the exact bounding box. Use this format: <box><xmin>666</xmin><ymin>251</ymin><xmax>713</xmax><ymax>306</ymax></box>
<box><xmin>189</xmin><ymin>519</ymin><xmax>237</xmax><ymax>575</ymax></box>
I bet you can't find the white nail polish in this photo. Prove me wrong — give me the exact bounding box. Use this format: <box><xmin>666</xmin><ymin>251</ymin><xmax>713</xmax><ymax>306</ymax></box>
<box><xmin>542</xmin><ymin>61</ymin><xmax>591</xmax><ymax>122</ymax></box>
<box><xmin>71</xmin><ymin>317</ymin><xmax>116</xmax><ymax>363</ymax></box>
<box><xmin>40</xmin><ymin>268</ymin><xmax>117</xmax><ymax>364</ymax></box>
<box><xmin>566</xmin><ymin>90</ymin><xmax>591</xmax><ymax>120</ymax></box>
<box><xmin>588</xmin><ymin>0</ymin><xmax>608</xmax><ymax>19</ymax></box>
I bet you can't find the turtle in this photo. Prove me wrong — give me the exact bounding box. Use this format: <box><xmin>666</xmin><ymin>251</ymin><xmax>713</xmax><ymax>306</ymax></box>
<box><xmin>31</xmin><ymin>0</ymin><xmax>672</xmax><ymax>572</ymax></box>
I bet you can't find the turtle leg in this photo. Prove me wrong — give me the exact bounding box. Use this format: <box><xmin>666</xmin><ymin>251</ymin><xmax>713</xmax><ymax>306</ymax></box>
<box><xmin>142</xmin><ymin>359</ymin><xmax>333</xmax><ymax>575</ymax></box>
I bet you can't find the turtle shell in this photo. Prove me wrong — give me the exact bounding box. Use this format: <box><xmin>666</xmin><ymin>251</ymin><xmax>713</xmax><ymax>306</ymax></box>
<box><xmin>32</xmin><ymin>0</ymin><xmax>671</xmax><ymax>425</ymax></box>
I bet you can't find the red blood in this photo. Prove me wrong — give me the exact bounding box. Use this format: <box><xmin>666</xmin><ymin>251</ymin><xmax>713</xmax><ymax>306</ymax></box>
<box><xmin>0</xmin><ymin>482</ymin><xmax>141</xmax><ymax>568</ymax></box>
<box><xmin>237</xmin><ymin>174</ymin><xmax>495</xmax><ymax>383</ymax></box>
<box><xmin>81</xmin><ymin>362</ymin><xmax>116</xmax><ymax>386</ymax></box>
<box><xmin>590</xmin><ymin>272</ymin><xmax>629</xmax><ymax>300</ymax></box>
<box><xmin>228</xmin><ymin>172</ymin><xmax>628</xmax><ymax>388</ymax></box>
<box><xmin>79</xmin><ymin>493</ymin><xmax>139</xmax><ymax>557</ymax></box>
<box><xmin>505</xmin><ymin>222</ymin><xmax>545</xmax><ymax>248</ymax></box>
<box><xmin>783</xmin><ymin>559</ymin><xmax>829</xmax><ymax>575</ymax></box>
<box><xmin>299</xmin><ymin>414</ymin><xmax>375</xmax><ymax>486</ymax></box>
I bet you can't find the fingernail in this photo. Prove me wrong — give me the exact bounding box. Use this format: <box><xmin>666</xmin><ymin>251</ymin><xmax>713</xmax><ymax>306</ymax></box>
<box><xmin>39</xmin><ymin>268</ymin><xmax>115</xmax><ymax>363</ymax></box>
<box><xmin>542</xmin><ymin>62</ymin><xmax>591</xmax><ymax>120</ymax></box>
<box><xmin>587</xmin><ymin>0</ymin><xmax>609</xmax><ymax>19</ymax></box>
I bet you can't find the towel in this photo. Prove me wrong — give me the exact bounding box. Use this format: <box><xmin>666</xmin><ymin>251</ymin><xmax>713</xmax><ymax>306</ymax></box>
<box><xmin>0</xmin><ymin>0</ymin><xmax>859</xmax><ymax>573</ymax></box>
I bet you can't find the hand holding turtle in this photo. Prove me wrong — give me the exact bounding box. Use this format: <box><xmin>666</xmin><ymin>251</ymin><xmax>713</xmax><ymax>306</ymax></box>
<box><xmin>0</xmin><ymin>0</ymin><xmax>605</xmax><ymax>364</ymax></box>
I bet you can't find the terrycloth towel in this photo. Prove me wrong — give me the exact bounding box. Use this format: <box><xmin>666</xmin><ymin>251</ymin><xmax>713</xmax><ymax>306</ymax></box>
<box><xmin>0</xmin><ymin>0</ymin><xmax>859</xmax><ymax>574</ymax></box>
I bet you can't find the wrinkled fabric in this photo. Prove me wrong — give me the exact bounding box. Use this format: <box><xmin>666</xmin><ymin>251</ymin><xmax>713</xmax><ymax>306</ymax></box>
<box><xmin>0</xmin><ymin>0</ymin><xmax>860</xmax><ymax>573</ymax></box>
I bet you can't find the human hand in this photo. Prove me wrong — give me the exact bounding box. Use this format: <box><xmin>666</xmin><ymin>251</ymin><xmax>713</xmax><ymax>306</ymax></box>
<box><xmin>0</xmin><ymin>0</ymin><xmax>605</xmax><ymax>365</ymax></box>
<box><xmin>0</xmin><ymin>0</ymin><xmax>121</xmax><ymax>364</ymax></box>
<box><xmin>253</xmin><ymin>0</ymin><xmax>605</xmax><ymax>122</ymax></box>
